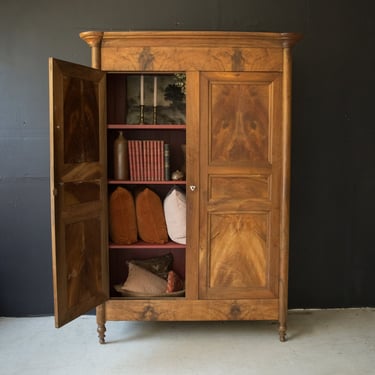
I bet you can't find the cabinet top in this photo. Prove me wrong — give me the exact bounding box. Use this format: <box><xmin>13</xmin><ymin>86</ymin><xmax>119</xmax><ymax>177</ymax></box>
<box><xmin>80</xmin><ymin>30</ymin><xmax>302</xmax><ymax>49</ymax></box>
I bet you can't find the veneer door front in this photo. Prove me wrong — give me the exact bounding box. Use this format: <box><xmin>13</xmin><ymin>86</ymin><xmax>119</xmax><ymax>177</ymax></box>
<box><xmin>199</xmin><ymin>72</ymin><xmax>283</xmax><ymax>301</ymax></box>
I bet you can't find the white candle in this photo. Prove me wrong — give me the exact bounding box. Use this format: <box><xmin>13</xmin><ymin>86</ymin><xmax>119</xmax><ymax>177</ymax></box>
<box><xmin>153</xmin><ymin>76</ymin><xmax>157</xmax><ymax>107</ymax></box>
<box><xmin>140</xmin><ymin>74</ymin><xmax>144</xmax><ymax>105</ymax></box>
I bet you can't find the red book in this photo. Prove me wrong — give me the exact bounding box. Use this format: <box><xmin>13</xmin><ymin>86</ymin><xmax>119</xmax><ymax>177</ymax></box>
<box><xmin>150</xmin><ymin>140</ymin><xmax>156</xmax><ymax>181</ymax></box>
<box><xmin>147</xmin><ymin>140</ymin><xmax>152</xmax><ymax>181</ymax></box>
<box><xmin>160</xmin><ymin>140</ymin><xmax>165</xmax><ymax>181</ymax></box>
<box><xmin>134</xmin><ymin>140</ymin><xmax>143</xmax><ymax>181</ymax></box>
<box><xmin>157</xmin><ymin>140</ymin><xmax>161</xmax><ymax>180</ymax></box>
<box><xmin>142</xmin><ymin>140</ymin><xmax>149</xmax><ymax>181</ymax></box>
<box><xmin>156</xmin><ymin>140</ymin><xmax>161</xmax><ymax>180</ymax></box>
<box><xmin>128</xmin><ymin>140</ymin><xmax>135</xmax><ymax>181</ymax></box>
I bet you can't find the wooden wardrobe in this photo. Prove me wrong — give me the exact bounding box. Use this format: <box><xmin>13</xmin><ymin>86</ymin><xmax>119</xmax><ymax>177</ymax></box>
<box><xmin>49</xmin><ymin>31</ymin><xmax>302</xmax><ymax>343</ymax></box>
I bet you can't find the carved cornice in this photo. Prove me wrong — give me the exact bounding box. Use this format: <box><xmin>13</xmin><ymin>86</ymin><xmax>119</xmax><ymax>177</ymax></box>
<box><xmin>80</xmin><ymin>31</ymin><xmax>104</xmax><ymax>47</ymax></box>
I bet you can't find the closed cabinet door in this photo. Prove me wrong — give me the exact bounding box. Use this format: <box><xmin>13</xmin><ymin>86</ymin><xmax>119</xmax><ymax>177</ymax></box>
<box><xmin>199</xmin><ymin>72</ymin><xmax>283</xmax><ymax>300</ymax></box>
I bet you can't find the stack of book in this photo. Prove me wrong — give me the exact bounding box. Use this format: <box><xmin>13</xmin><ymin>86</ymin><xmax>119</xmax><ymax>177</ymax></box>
<box><xmin>128</xmin><ymin>140</ymin><xmax>169</xmax><ymax>181</ymax></box>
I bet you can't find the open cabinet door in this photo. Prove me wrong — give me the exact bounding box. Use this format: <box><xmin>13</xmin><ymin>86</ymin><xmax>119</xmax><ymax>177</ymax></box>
<box><xmin>49</xmin><ymin>58</ymin><xmax>108</xmax><ymax>327</ymax></box>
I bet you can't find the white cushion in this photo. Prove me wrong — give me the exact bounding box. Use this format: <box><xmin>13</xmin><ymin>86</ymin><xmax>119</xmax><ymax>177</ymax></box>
<box><xmin>122</xmin><ymin>263</ymin><xmax>167</xmax><ymax>294</ymax></box>
<box><xmin>163</xmin><ymin>186</ymin><xmax>186</xmax><ymax>244</ymax></box>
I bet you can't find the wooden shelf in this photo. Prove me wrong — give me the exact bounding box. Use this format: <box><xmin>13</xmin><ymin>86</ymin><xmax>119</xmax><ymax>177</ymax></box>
<box><xmin>108</xmin><ymin>179</ymin><xmax>185</xmax><ymax>185</ymax></box>
<box><xmin>107</xmin><ymin>124</ymin><xmax>186</xmax><ymax>130</ymax></box>
<box><xmin>109</xmin><ymin>241</ymin><xmax>186</xmax><ymax>249</ymax></box>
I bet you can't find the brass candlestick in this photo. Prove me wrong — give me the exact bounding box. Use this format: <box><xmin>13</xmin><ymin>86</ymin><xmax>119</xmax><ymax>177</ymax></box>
<box><xmin>139</xmin><ymin>105</ymin><xmax>144</xmax><ymax>124</ymax></box>
<box><xmin>152</xmin><ymin>106</ymin><xmax>157</xmax><ymax>124</ymax></box>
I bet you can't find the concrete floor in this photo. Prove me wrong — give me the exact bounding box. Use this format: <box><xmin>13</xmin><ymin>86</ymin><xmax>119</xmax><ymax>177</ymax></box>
<box><xmin>1</xmin><ymin>308</ymin><xmax>374</xmax><ymax>375</ymax></box>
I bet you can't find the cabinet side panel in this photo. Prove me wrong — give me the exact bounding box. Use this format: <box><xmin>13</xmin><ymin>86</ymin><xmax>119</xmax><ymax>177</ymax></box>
<box><xmin>279</xmin><ymin>48</ymin><xmax>293</xmax><ymax>339</ymax></box>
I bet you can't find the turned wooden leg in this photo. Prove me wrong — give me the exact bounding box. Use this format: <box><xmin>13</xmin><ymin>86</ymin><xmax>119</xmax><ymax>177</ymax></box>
<box><xmin>279</xmin><ymin>324</ymin><xmax>287</xmax><ymax>342</ymax></box>
<box><xmin>96</xmin><ymin>304</ymin><xmax>106</xmax><ymax>344</ymax></box>
<box><xmin>97</xmin><ymin>323</ymin><xmax>106</xmax><ymax>344</ymax></box>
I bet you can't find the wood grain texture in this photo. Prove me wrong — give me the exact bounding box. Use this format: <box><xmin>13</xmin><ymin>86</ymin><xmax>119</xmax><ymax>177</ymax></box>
<box><xmin>100</xmin><ymin>47</ymin><xmax>282</xmax><ymax>72</ymax></box>
<box><xmin>63</xmin><ymin>77</ymin><xmax>99</xmax><ymax>163</ymax></box>
<box><xmin>208</xmin><ymin>213</ymin><xmax>268</xmax><ymax>289</ymax></box>
<box><xmin>209</xmin><ymin>175</ymin><xmax>270</xmax><ymax>201</ymax></box>
<box><xmin>210</xmin><ymin>80</ymin><xmax>269</xmax><ymax>163</ymax></box>
<box><xmin>65</xmin><ymin>218</ymin><xmax>102</xmax><ymax>309</ymax></box>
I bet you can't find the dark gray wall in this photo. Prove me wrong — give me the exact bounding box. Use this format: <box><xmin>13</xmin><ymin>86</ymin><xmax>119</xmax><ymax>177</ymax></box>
<box><xmin>1</xmin><ymin>0</ymin><xmax>374</xmax><ymax>316</ymax></box>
